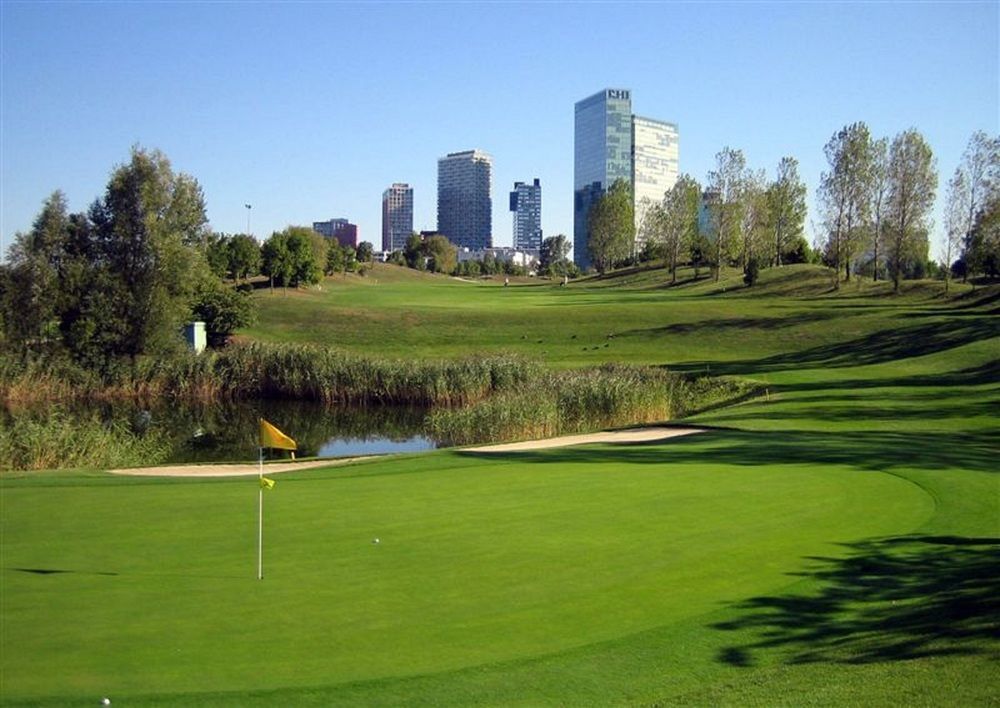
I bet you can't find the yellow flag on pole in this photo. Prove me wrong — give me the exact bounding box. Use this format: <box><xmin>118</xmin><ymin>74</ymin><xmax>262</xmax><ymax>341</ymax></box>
<box><xmin>260</xmin><ymin>477</ymin><xmax>276</xmax><ymax>490</ymax></box>
<box><xmin>260</xmin><ymin>419</ymin><xmax>297</xmax><ymax>451</ymax></box>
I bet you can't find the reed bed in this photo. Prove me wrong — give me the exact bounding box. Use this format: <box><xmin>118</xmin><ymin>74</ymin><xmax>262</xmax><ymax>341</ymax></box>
<box><xmin>0</xmin><ymin>408</ymin><xmax>170</xmax><ymax>472</ymax></box>
<box><xmin>427</xmin><ymin>366</ymin><xmax>753</xmax><ymax>446</ymax></box>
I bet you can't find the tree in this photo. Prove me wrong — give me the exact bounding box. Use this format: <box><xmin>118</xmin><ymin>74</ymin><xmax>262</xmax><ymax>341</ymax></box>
<box><xmin>955</xmin><ymin>131</ymin><xmax>1000</xmax><ymax>280</ymax></box>
<box><xmin>943</xmin><ymin>169</ymin><xmax>967</xmax><ymax>292</ymax></box>
<box><xmin>190</xmin><ymin>280</ymin><xmax>257</xmax><ymax>347</ymax></box>
<box><xmin>228</xmin><ymin>233</ymin><xmax>260</xmax><ymax>281</ymax></box>
<box><xmin>539</xmin><ymin>234</ymin><xmax>571</xmax><ymax>277</ymax></box>
<box><xmin>87</xmin><ymin>147</ymin><xmax>210</xmax><ymax>359</ymax></box>
<box><xmin>706</xmin><ymin>147</ymin><xmax>745</xmax><ymax>281</ymax></box>
<box><xmin>261</xmin><ymin>232</ymin><xmax>293</xmax><ymax>291</ymax></box>
<box><xmin>737</xmin><ymin>168</ymin><xmax>769</xmax><ymax>275</ymax></box>
<box><xmin>867</xmin><ymin>137</ymin><xmax>890</xmax><ymax>281</ymax></box>
<box><xmin>587</xmin><ymin>179</ymin><xmax>634</xmax><ymax>274</ymax></box>
<box><xmin>659</xmin><ymin>174</ymin><xmax>701</xmax><ymax>283</ymax></box>
<box><xmin>885</xmin><ymin>129</ymin><xmax>937</xmax><ymax>292</ymax></box>
<box><xmin>965</xmin><ymin>196</ymin><xmax>1000</xmax><ymax>278</ymax></box>
<box><xmin>424</xmin><ymin>235</ymin><xmax>457</xmax><ymax>274</ymax></box>
<box><xmin>404</xmin><ymin>233</ymin><xmax>425</xmax><ymax>270</ymax></box>
<box><xmin>205</xmin><ymin>233</ymin><xmax>231</xmax><ymax>279</ymax></box>
<box><xmin>356</xmin><ymin>241</ymin><xmax>374</xmax><ymax>263</ymax></box>
<box><xmin>818</xmin><ymin>123</ymin><xmax>873</xmax><ymax>288</ymax></box>
<box><xmin>766</xmin><ymin>157</ymin><xmax>807</xmax><ymax>267</ymax></box>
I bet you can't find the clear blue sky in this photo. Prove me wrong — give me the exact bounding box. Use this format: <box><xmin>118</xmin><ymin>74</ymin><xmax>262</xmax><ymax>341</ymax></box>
<box><xmin>2</xmin><ymin>1</ymin><xmax>997</xmax><ymax>260</ymax></box>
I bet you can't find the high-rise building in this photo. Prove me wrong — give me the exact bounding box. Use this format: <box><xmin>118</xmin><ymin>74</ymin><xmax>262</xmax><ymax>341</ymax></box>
<box><xmin>381</xmin><ymin>183</ymin><xmax>413</xmax><ymax>252</ymax></box>
<box><xmin>632</xmin><ymin>115</ymin><xmax>679</xmax><ymax>246</ymax></box>
<box><xmin>510</xmin><ymin>178</ymin><xmax>542</xmax><ymax>251</ymax></box>
<box><xmin>437</xmin><ymin>149</ymin><xmax>493</xmax><ymax>249</ymax></box>
<box><xmin>313</xmin><ymin>218</ymin><xmax>359</xmax><ymax>248</ymax></box>
<box><xmin>573</xmin><ymin>88</ymin><xmax>678</xmax><ymax>269</ymax></box>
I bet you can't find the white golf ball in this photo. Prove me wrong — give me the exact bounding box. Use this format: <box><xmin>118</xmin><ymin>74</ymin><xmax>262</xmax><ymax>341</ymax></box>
<box><xmin>373</xmin><ymin>538</ymin><xmax>380</xmax><ymax>544</ymax></box>
<box><xmin>102</xmin><ymin>700</ymin><xmax>111</xmax><ymax>706</ymax></box>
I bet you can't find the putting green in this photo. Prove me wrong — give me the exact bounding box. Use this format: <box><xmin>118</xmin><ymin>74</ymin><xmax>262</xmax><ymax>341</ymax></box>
<box><xmin>1</xmin><ymin>433</ymin><xmax>933</xmax><ymax>700</ymax></box>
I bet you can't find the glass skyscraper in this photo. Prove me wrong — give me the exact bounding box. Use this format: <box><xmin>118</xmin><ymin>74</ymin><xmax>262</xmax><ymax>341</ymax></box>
<box><xmin>573</xmin><ymin>88</ymin><xmax>679</xmax><ymax>268</ymax></box>
<box><xmin>381</xmin><ymin>183</ymin><xmax>413</xmax><ymax>252</ymax></box>
<box><xmin>632</xmin><ymin>115</ymin><xmax>679</xmax><ymax>247</ymax></box>
<box><xmin>437</xmin><ymin>150</ymin><xmax>493</xmax><ymax>249</ymax></box>
<box><xmin>510</xmin><ymin>178</ymin><xmax>542</xmax><ymax>251</ymax></box>
<box><xmin>574</xmin><ymin>89</ymin><xmax>633</xmax><ymax>270</ymax></box>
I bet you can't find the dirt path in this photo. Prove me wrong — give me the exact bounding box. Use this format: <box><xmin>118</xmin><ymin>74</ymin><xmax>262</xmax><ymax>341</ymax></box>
<box><xmin>109</xmin><ymin>457</ymin><xmax>369</xmax><ymax>478</ymax></box>
<box><xmin>109</xmin><ymin>426</ymin><xmax>705</xmax><ymax>477</ymax></box>
<box><xmin>464</xmin><ymin>426</ymin><xmax>705</xmax><ymax>452</ymax></box>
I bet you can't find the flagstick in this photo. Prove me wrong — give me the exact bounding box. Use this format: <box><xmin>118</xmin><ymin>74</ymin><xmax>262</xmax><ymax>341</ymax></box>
<box><xmin>258</xmin><ymin>444</ymin><xmax>264</xmax><ymax>580</ymax></box>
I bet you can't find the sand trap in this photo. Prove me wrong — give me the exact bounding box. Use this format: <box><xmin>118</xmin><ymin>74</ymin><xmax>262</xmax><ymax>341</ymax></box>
<box><xmin>110</xmin><ymin>457</ymin><xmax>369</xmax><ymax>478</ymax></box>
<box><xmin>464</xmin><ymin>426</ymin><xmax>705</xmax><ymax>452</ymax></box>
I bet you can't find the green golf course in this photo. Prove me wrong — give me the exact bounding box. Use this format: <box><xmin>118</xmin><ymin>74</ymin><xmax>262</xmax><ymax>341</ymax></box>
<box><xmin>2</xmin><ymin>264</ymin><xmax>998</xmax><ymax>705</ymax></box>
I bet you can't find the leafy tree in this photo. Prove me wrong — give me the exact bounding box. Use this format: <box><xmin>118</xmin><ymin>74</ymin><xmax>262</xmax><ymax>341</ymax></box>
<box><xmin>965</xmin><ymin>196</ymin><xmax>1000</xmax><ymax>278</ymax></box>
<box><xmin>766</xmin><ymin>157</ymin><xmax>807</xmax><ymax>267</ymax></box>
<box><xmin>818</xmin><ymin>122</ymin><xmax>873</xmax><ymax>287</ymax></box>
<box><xmin>424</xmin><ymin>235</ymin><xmax>457</xmax><ymax>274</ymax></box>
<box><xmin>867</xmin><ymin>137</ymin><xmax>890</xmax><ymax>280</ymax></box>
<box><xmin>657</xmin><ymin>175</ymin><xmax>701</xmax><ymax>283</ymax></box>
<box><xmin>743</xmin><ymin>255</ymin><xmax>761</xmax><ymax>287</ymax></box>
<box><xmin>737</xmin><ymin>168</ymin><xmax>769</xmax><ymax>275</ymax></box>
<box><xmin>885</xmin><ymin>129</ymin><xmax>937</xmax><ymax>291</ymax></box>
<box><xmin>954</xmin><ymin>131</ymin><xmax>1000</xmax><ymax>280</ymax></box>
<box><xmin>706</xmin><ymin>147</ymin><xmax>745</xmax><ymax>281</ymax></box>
<box><xmin>190</xmin><ymin>280</ymin><xmax>257</xmax><ymax>347</ymax></box>
<box><xmin>481</xmin><ymin>251</ymin><xmax>498</xmax><ymax>275</ymax></box>
<box><xmin>539</xmin><ymin>234</ymin><xmax>571</xmax><ymax>277</ymax></box>
<box><xmin>261</xmin><ymin>232</ymin><xmax>294</xmax><ymax>291</ymax></box>
<box><xmin>87</xmin><ymin>147</ymin><xmax>210</xmax><ymax>360</ymax></box>
<box><xmin>342</xmin><ymin>244</ymin><xmax>358</xmax><ymax>273</ymax></box>
<box><xmin>228</xmin><ymin>233</ymin><xmax>260</xmax><ymax>281</ymax></box>
<box><xmin>326</xmin><ymin>242</ymin><xmax>345</xmax><ymax>274</ymax></box>
<box><xmin>944</xmin><ymin>169</ymin><xmax>967</xmax><ymax>292</ymax></box>
<box><xmin>285</xmin><ymin>227</ymin><xmax>324</xmax><ymax>286</ymax></box>
<box><xmin>205</xmin><ymin>233</ymin><xmax>231</xmax><ymax>279</ymax></box>
<box><xmin>404</xmin><ymin>233</ymin><xmax>425</xmax><ymax>270</ymax></box>
<box><xmin>587</xmin><ymin>179</ymin><xmax>634</xmax><ymax>274</ymax></box>
<box><xmin>356</xmin><ymin>241</ymin><xmax>374</xmax><ymax>263</ymax></box>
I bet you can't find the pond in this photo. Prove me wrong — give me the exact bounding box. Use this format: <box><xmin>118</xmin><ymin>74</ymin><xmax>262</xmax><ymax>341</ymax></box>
<box><xmin>17</xmin><ymin>399</ymin><xmax>440</xmax><ymax>464</ymax></box>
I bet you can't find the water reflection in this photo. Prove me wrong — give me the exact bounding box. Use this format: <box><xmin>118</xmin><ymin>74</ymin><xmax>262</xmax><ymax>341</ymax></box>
<box><xmin>5</xmin><ymin>400</ymin><xmax>438</xmax><ymax>464</ymax></box>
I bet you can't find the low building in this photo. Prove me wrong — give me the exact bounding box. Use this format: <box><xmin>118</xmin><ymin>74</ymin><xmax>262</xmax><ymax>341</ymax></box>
<box><xmin>457</xmin><ymin>247</ymin><xmax>538</xmax><ymax>270</ymax></box>
<box><xmin>314</xmin><ymin>218</ymin><xmax>359</xmax><ymax>248</ymax></box>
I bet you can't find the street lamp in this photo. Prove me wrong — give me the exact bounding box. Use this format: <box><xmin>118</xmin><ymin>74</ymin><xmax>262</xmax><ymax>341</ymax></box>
<box><xmin>245</xmin><ymin>203</ymin><xmax>252</xmax><ymax>238</ymax></box>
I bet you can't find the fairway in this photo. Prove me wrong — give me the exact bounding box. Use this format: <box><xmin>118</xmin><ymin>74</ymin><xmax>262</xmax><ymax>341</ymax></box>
<box><xmin>2</xmin><ymin>264</ymin><xmax>998</xmax><ymax>705</ymax></box>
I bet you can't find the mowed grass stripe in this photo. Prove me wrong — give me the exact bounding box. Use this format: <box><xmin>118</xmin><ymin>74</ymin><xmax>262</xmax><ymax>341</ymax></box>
<box><xmin>0</xmin><ymin>435</ymin><xmax>933</xmax><ymax>699</ymax></box>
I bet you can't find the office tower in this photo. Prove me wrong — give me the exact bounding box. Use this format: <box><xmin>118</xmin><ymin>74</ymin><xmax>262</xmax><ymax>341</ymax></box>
<box><xmin>573</xmin><ymin>88</ymin><xmax>679</xmax><ymax>268</ymax></box>
<box><xmin>382</xmin><ymin>183</ymin><xmax>413</xmax><ymax>252</ymax></box>
<box><xmin>313</xmin><ymin>218</ymin><xmax>359</xmax><ymax>248</ymax></box>
<box><xmin>632</xmin><ymin>115</ymin><xmax>679</xmax><ymax>246</ymax></box>
<box><xmin>510</xmin><ymin>178</ymin><xmax>542</xmax><ymax>251</ymax></box>
<box><xmin>437</xmin><ymin>149</ymin><xmax>493</xmax><ymax>249</ymax></box>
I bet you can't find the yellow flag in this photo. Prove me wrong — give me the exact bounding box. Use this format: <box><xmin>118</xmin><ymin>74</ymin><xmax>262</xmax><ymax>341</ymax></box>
<box><xmin>260</xmin><ymin>419</ymin><xmax>297</xmax><ymax>451</ymax></box>
<box><xmin>260</xmin><ymin>477</ymin><xmax>276</xmax><ymax>490</ymax></box>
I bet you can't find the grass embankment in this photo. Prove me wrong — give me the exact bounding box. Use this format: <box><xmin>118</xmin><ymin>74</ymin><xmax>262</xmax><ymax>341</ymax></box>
<box><xmin>1</xmin><ymin>263</ymin><xmax>997</xmax><ymax>705</ymax></box>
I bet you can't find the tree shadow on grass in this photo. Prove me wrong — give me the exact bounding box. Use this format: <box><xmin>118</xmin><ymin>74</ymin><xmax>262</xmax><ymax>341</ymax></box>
<box><xmin>669</xmin><ymin>316</ymin><xmax>999</xmax><ymax>376</ymax></box>
<box><xmin>712</xmin><ymin>535</ymin><xmax>1000</xmax><ymax>667</ymax></box>
<box><xmin>459</xmin><ymin>429</ymin><xmax>1000</xmax><ymax>475</ymax></box>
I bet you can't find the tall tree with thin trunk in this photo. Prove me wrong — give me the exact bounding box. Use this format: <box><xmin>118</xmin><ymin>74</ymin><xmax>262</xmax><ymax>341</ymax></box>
<box><xmin>706</xmin><ymin>147</ymin><xmax>745</xmax><ymax>282</ymax></box>
<box><xmin>943</xmin><ymin>169</ymin><xmax>967</xmax><ymax>292</ymax></box>
<box><xmin>766</xmin><ymin>157</ymin><xmax>807</xmax><ymax>267</ymax></box>
<box><xmin>885</xmin><ymin>129</ymin><xmax>937</xmax><ymax>292</ymax></box>
<box><xmin>818</xmin><ymin>123</ymin><xmax>873</xmax><ymax>288</ymax></box>
<box><xmin>587</xmin><ymin>179</ymin><xmax>634</xmax><ymax>275</ymax></box>
<box><xmin>737</xmin><ymin>168</ymin><xmax>768</xmax><ymax>274</ymax></box>
<box><xmin>659</xmin><ymin>174</ymin><xmax>701</xmax><ymax>283</ymax></box>
<box><xmin>868</xmin><ymin>137</ymin><xmax>890</xmax><ymax>281</ymax></box>
<box><xmin>955</xmin><ymin>131</ymin><xmax>1000</xmax><ymax>280</ymax></box>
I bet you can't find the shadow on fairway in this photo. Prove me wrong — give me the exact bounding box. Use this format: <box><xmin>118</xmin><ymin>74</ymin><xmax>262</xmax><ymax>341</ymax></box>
<box><xmin>458</xmin><ymin>429</ymin><xmax>999</xmax><ymax>475</ymax></box>
<box><xmin>4</xmin><ymin>566</ymin><xmax>246</xmax><ymax>580</ymax></box>
<box><xmin>670</xmin><ymin>316</ymin><xmax>998</xmax><ymax>376</ymax></box>
<box><xmin>712</xmin><ymin>535</ymin><xmax>1000</xmax><ymax>666</ymax></box>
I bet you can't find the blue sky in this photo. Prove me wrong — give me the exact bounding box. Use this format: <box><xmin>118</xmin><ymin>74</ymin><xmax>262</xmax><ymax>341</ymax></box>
<box><xmin>2</xmin><ymin>1</ymin><xmax>997</xmax><ymax>259</ymax></box>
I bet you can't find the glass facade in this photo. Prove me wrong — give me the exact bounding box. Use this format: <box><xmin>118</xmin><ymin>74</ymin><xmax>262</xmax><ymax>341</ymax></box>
<box><xmin>510</xmin><ymin>178</ymin><xmax>542</xmax><ymax>251</ymax></box>
<box><xmin>573</xmin><ymin>89</ymin><xmax>633</xmax><ymax>270</ymax></box>
<box><xmin>632</xmin><ymin>116</ymin><xmax>679</xmax><ymax>244</ymax></box>
<box><xmin>381</xmin><ymin>183</ymin><xmax>413</xmax><ymax>252</ymax></box>
<box><xmin>437</xmin><ymin>150</ymin><xmax>493</xmax><ymax>249</ymax></box>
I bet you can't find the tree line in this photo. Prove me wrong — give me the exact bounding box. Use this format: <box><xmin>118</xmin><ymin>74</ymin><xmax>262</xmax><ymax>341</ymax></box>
<box><xmin>585</xmin><ymin>126</ymin><xmax>1000</xmax><ymax>289</ymax></box>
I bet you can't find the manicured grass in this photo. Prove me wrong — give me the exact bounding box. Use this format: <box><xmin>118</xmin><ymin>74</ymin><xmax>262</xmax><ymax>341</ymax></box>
<box><xmin>2</xmin><ymin>263</ymin><xmax>997</xmax><ymax>705</ymax></box>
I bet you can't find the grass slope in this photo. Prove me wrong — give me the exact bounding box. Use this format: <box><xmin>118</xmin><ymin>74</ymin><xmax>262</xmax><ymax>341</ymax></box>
<box><xmin>2</xmin><ymin>263</ymin><xmax>998</xmax><ymax>705</ymax></box>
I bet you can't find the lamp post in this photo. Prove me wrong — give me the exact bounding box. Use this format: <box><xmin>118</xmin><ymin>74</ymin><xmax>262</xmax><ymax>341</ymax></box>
<box><xmin>245</xmin><ymin>203</ymin><xmax>252</xmax><ymax>238</ymax></box>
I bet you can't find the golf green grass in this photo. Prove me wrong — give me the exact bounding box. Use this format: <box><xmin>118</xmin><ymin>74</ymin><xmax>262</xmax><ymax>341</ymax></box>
<box><xmin>2</xmin><ymin>264</ymin><xmax>998</xmax><ymax>705</ymax></box>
